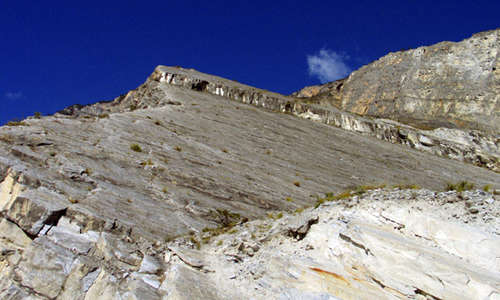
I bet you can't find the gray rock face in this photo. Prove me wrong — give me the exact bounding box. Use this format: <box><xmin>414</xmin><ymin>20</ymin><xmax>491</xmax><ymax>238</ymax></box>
<box><xmin>0</xmin><ymin>31</ymin><xmax>499</xmax><ymax>298</ymax></box>
<box><xmin>294</xmin><ymin>28</ymin><xmax>500</xmax><ymax>134</ymax></box>
<box><xmin>51</xmin><ymin>65</ymin><xmax>500</xmax><ymax>171</ymax></box>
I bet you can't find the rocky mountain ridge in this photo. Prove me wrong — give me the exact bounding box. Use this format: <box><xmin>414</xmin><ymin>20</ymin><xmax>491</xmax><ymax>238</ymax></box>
<box><xmin>0</xmin><ymin>28</ymin><xmax>499</xmax><ymax>299</ymax></box>
<box><xmin>57</xmin><ymin>66</ymin><xmax>500</xmax><ymax>172</ymax></box>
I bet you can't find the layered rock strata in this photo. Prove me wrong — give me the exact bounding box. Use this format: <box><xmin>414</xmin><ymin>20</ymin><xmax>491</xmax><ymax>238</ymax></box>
<box><xmin>294</xmin><ymin>29</ymin><xmax>500</xmax><ymax>134</ymax></box>
<box><xmin>57</xmin><ymin>66</ymin><xmax>500</xmax><ymax>171</ymax></box>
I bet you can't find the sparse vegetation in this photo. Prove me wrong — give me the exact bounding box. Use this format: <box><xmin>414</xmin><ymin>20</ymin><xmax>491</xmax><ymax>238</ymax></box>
<box><xmin>6</xmin><ymin>120</ymin><xmax>28</xmax><ymax>126</ymax></box>
<box><xmin>267</xmin><ymin>212</ymin><xmax>283</xmax><ymax>220</ymax></box>
<box><xmin>130</xmin><ymin>144</ymin><xmax>142</xmax><ymax>152</ymax></box>
<box><xmin>293</xmin><ymin>181</ymin><xmax>301</xmax><ymax>187</ymax></box>
<box><xmin>189</xmin><ymin>235</ymin><xmax>201</xmax><ymax>250</ymax></box>
<box><xmin>140</xmin><ymin>159</ymin><xmax>153</xmax><ymax>166</ymax></box>
<box><xmin>98</xmin><ymin>113</ymin><xmax>109</xmax><ymax>119</ymax></box>
<box><xmin>482</xmin><ymin>184</ymin><xmax>492</xmax><ymax>193</ymax></box>
<box><xmin>393</xmin><ymin>184</ymin><xmax>421</xmax><ymax>190</ymax></box>
<box><xmin>199</xmin><ymin>209</ymin><xmax>242</xmax><ymax>244</ymax></box>
<box><xmin>314</xmin><ymin>184</ymin><xmax>386</xmax><ymax>208</ymax></box>
<box><xmin>285</xmin><ymin>197</ymin><xmax>293</xmax><ymax>202</ymax></box>
<box><xmin>446</xmin><ymin>181</ymin><xmax>475</xmax><ymax>192</ymax></box>
<box><xmin>154</xmin><ymin>120</ymin><xmax>162</xmax><ymax>126</ymax></box>
<box><xmin>162</xmin><ymin>187</ymin><xmax>168</xmax><ymax>193</ymax></box>
<box><xmin>129</xmin><ymin>104</ymin><xmax>137</xmax><ymax>111</ymax></box>
<box><xmin>294</xmin><ymin>207</ymin><xmax>304</xmax><ymax>214</ymax></box>
<box><xmin>34</xmin><ymin>112</ymin><xmax>42</xmax><ymax>119</ymax></box>
<box><xmin>174</xmin><ymin>146</ymin><xmax>182</xmax><ymax>152</ymax></box>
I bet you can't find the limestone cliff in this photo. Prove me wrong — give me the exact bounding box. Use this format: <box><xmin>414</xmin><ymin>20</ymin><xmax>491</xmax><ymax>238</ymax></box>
<box><xmin>0</xmin><ymin>64</ymin><xmax>498</xmax><ymax>299</ymax></box>
<box><xmin>294</xmin><ymin>28</ymin><xmax>500</xmax><ymax>134</ymax></box>
<box><xmin>0</xmin><ymin>29</ymin><xmax>499</xmax><ymax>299</ymax></box>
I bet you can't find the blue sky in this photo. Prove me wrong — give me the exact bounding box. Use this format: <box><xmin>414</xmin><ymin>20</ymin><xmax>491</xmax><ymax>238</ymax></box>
<box><xmin>1</xmin><ymin>1</ymin><xmax>499</xmax><ymax>125</ymax></box>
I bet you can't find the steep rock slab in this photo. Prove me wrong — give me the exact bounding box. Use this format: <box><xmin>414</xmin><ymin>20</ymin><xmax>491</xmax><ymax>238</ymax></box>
<box><xmin>55</xmin><ymin>65</ymin><xmax>500</xmax><ymax>171</ymax></box>
<box><xmin>1</xmin><ymin>83</ymin><xmax>498</xmax><ymax>243</ymax></box>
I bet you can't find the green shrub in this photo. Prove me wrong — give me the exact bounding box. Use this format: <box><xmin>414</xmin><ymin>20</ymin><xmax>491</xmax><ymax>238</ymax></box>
<box><xmin>482</xmin><ymin>184</ymin><xmax>492</xmax><ymax>193</ymax></box>
<box><xmin>446</xmin><ymin>181</ymin><xmax>475</xmax><ymax>192</ymax></box>
<box><xmin>130</xmin><ymin>144</ymin><xmax>142</xmax><ymax>152</ymax></box>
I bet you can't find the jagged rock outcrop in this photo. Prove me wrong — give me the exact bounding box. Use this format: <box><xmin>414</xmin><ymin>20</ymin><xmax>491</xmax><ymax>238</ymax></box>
<box><xmin>294</xmin><ymin>29</ymin><xmax>500</xmax><ymax>134</ymax></box>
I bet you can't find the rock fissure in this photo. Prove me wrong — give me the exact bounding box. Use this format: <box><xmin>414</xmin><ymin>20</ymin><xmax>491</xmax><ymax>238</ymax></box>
<box><xmin>339</xmin><ymin>232</ymin><xmax>373</xmax><ymax>256</ymax></box>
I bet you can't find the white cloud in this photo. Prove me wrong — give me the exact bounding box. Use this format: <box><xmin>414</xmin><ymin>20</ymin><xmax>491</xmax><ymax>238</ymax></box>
<box><xmin>307</xmin><ymin>49</ymin><xmax>351</xmax><ymax>83</ymax></box>
<box><xmin>5</xmin><ymin>91</ymin><xmax>23</xmax><ymax>100</ymax></box>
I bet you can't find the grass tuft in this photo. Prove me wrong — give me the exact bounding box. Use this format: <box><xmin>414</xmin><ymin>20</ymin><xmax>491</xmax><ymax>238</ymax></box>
<box><xmin>446</xmin><ymin>181</ymin><xmax>474</xmax><ymax>192</ymax></box>
<box><xmin>393</xmin><ymin>184</ymin><xmax>421</xmax><ymax>190</ymax></box>
<box><xmin>314</xmin><ymin>184</ymin><xmax>386</xmax><ymax>208</ymax></box>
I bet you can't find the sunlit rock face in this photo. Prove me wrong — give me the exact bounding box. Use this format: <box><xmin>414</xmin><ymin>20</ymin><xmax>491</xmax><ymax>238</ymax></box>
<box><xmin>294</xmin><ymin>29</ymin><xmax>500</xmax><ymax>134</ymax></box>
<box><xmin>0</xmin><ymin>29</ymin><xmax>499</xmax><ymax>299</ymax></box>
<box><xmin>54</xmin><ymin>60</ymin><xmax>500</xmax><ymax>172</ymax></box>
